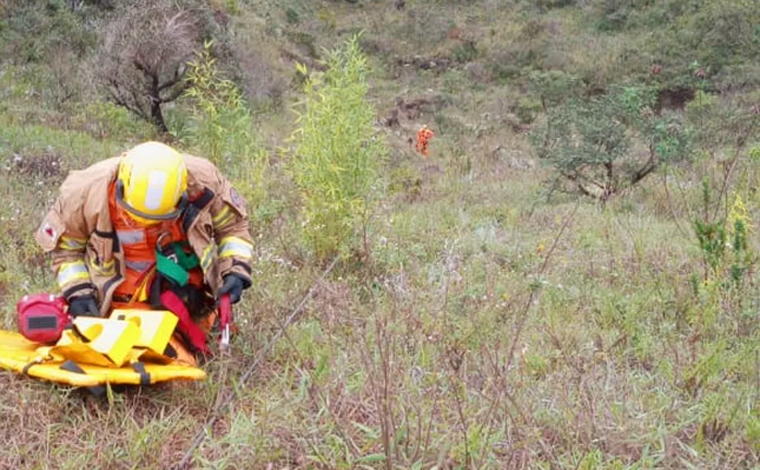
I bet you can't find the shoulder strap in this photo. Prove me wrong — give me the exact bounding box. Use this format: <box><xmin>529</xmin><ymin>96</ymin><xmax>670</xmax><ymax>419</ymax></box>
<box><xmin>182</xmin><ymin>188</ymin><xmax>215</xmax><ymax>233</ymax></box>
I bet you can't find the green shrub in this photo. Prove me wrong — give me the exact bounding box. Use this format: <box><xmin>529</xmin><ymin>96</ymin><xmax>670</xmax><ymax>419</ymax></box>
<box><xmin>530</xmin><ymin>85</ymin><xmax>691</xmax><ymax>199</ymax></box>
<box><xmin>224</xmin><ymin>0</ymin><xmax>241</xmax><ymax>15</ymax></box>
<box><xmin>688</xmin><ymin>0</ymin><xmax>760</xmax><ymax>72</ymax></box>
<box><xmin>433</xmin><ymin>112</ymin><xmax>467</xmax><ymax>136</ymax></box>
<box><xmin>290</xmin><ymin>34</ymin><xmax>385</xmax><ymax>261</ymax></box>
<box><xmin>685</xmin><ymin>91</ymin><xmax>760</xmax><ymax>152</ymax></box>
<box><xmin>693</xmin><ymin>179</ymin><xmax>754</xmax><ymax>287</ymax></box>
<box><xmin>70</xmin><ymin>101</ymin><xmax>154</xmax><ymax>141</ymax></box>
<box><xmin>514</xmin><ymin>96</ymin><xmax>543</xmax><ymax>124</ymax></box>
<box><xmin>451</xmin><ymin>41</ymin><xmax>477</xmax><ymax>64</ymax></box>
<box><xmin>536</xmin><ymin>0</ymin><xmax>576</xmax><ymax>10</ymax></box>
<box><xmin>285</xmin><ymin>7</ymin><xmax>300</xmax><ymax>25</ymax></box>
<box><xmin>183</xmin><ymin>41</ymin><xmax>268</xmax><ymax>215</ymax></box>
<box><xmin>586</xmin><ymin>0</ymin><xmax>653</xmax><ymax>31</ymax></box>
<box><xmin>287</xmin><ymin>31</ymin><xmax>318</xmax><ymax>59</ymax></box>
<box><xmin>0</xmin><ymin>0</ymin><xmax>96</xmax><ymax>64</ymax></box>
<box><xmin>529</xmin><ymin>70</ymin><xmax>582</xmax><ymax>108</ymax></box>
<box><xmin>685</xmin><ymin>90</ymin><xmax>717</xmax><ymax>124</ymax></box>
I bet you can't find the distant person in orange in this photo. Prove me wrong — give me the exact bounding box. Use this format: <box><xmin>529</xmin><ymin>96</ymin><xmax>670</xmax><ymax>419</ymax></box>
<box><xmin>416</xmin><ymin>125</ymin><xmax>434</xmax><ymax>157</ymax></box>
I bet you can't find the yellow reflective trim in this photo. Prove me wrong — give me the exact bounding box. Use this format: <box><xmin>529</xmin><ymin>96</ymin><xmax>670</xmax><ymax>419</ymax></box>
<box><xmin>219</xmin><ymin>236</ymin><xmax>252</xmax><ymax>249</ymax></box>
<box><xmin>212</xmin><ymin>211</ymin><xmax>235</xmax><ymax>230</ymax></box>
<box><xmin>57</xmin><ymin>261</ymin><xmax>90</xmax><ymax>288</ymax></box>
<box><xmin>58</xmin><ymin>236</ymin><xmax>86</xmax><ymax>251</ymax></box>
<box><xmin>218</xmin><ymin>237</ymin><xmax>253</xmax><ymax>260</ymax></box>
<box><xmin>211</xmin><ymin>206</ymin><xmax>231</xmax><ymax>224</ymax></box>
<box><xmin>200</xmin><ymin>244</ymin><xmax>215</xmax><ymax>271</ymax></box>
<box><xmin>90</xmin><ymin>258</ymin><xmax>116</xmax><ymax>276</ymax></box>
<box><xmin>219</xmin><ymin>248</ymin><xmax>252</xmax><ymax>259</ymax></box>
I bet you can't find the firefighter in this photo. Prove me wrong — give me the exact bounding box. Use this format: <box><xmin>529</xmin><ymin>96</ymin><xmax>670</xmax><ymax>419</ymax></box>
<box><xmin>35</xmin><ymin>141</ymin><xmax>253</xmax><ymax>357</ymax></box>
<box><xmin>415</xmin><ymin>125</ymin><xmax>434</xmax><ymax>157</ymax></box>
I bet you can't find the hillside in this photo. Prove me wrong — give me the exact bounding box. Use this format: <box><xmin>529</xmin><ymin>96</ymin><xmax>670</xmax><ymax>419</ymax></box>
<box><xmin>0</xmin><ymin>0</ymin><xmax>759</xmax><ymax>468</ymax></box>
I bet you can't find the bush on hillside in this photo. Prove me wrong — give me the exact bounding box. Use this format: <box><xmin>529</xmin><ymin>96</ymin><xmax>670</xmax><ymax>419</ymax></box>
<box><xmin>0</xmin><ymin>0</ymin><xmax>97</xmax><ymax>116</ymax></box>
<box><xmin>685</xmin><ymin>91</ymin><xmax>760</xmax><ymax>153</ymax></box>
<box><xmin>96</xmin><ymin>0</ymin><xmax>204</xmax><ymax>134</ymax></box>
<box><xmin>531</xmin><ymin>85</ymin><xmax>691</xmax><ymax>199</ymax></box>
<box><xmin>688</xmin><ymin>0</ymin><xmax>760</xmax><ymax>72</ymax></box>
<box><xmin>290</xmin><ymin>35</ymin><xmax>385</xmax><ymax>262</ymax></box>
<box><xmin>0</xmin><ymin>0</ymin><xmax>96</xmax><ymax>65</ymax></box>
<box><xmin>183</xmin><ymin>41</ymin><xmax>268</xmax><ymax>217</ymax></box>
<box><xmin>585</xmin><ymin>0</ymin><xmax>760</xmax><ymax>92</ymax></box>
<box><xmin>692</xmin><ymin>180</ymin><xmax>755</xmax><ymax>292</ymax></box>
<box><xmin>530</xmin><ymin>0</ymin><xmax>576</xmax><ymax>12</ymax></box>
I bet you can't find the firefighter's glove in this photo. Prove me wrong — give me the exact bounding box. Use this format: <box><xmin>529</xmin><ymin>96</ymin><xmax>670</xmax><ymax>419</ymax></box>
<box><xmin>67</xmin><ymin>294</ymin><xmax>100</xmax><ymax>318</ymax></box>
<box><xmin>219</xmin><ymin>273</ymin><xmax>248</xmax><ymax>304</ymax></box>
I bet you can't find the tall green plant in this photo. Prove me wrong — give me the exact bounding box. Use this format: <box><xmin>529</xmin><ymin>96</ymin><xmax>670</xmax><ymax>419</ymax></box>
<box><xmin>183</xmin><ymin>41</ymin><xmax>268</xmax><ymax>216</ymax></box>
<box><xmin>290</xmin><ymin>34</ymin><xmax>385</xmax><ymax>261</ymax></box>
<box><xmin>694</xmin><ymin>179</ymin><xmax>754</xmax><ymax>286</ymax></box>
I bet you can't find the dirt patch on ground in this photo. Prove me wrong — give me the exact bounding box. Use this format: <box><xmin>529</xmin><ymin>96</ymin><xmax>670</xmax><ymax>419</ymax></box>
<box><xmin>381</xmin><ymin>95</ymin><xmax>450</xmax><ymax>128</ymax></box>
<box><xmin>394</xmin><ymin>55</ymin><xmax>453</xmax><ymax>73</ymax></box>
<box><xmin>7</xmin><ymin>150</ymin><xmax>65</xmax><ymax>182</ymax></box>
<box><xmin>656</xmin><ymin>87</ymin><xmax>695</xmax><ymax>114</ymax></box>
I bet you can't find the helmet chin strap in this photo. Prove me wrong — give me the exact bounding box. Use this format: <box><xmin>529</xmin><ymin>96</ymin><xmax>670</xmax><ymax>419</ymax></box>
<box><xmin>115</xmin><ymin>179</ymin><xmax>188</xmax><ymax>222</ymax></box>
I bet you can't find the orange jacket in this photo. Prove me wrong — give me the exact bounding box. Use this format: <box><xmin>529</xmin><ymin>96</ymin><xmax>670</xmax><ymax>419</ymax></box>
<box><xmin>35</xmin><ymin>154</ymin><xmax>253</xmax><ymax>316</ymax></box>
<box><xmin>416</xmin><ymin>126</ymin><xmax>434</xmax><ymax>156</ymax></box>
<box><xmin>108</xmin><ymin>182</ymin><xmax>204</xmax><ymax>305</ymax></box>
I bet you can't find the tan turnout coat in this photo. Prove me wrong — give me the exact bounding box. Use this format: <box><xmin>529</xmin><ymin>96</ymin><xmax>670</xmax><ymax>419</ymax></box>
<box><xmin>35</xmin><ymin>154</ymin><xmax>254</xmax><ymax>315</ymax></box>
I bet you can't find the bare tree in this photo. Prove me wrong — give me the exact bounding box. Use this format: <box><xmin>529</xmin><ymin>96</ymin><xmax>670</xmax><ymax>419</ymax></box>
<box><xmin>98</xmin><ymin>1</ymin><xmax>203</xmax><ymax>134</ymax></box>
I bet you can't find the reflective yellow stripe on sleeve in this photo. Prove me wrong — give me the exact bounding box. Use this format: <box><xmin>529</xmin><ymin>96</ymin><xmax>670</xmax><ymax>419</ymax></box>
<box><xmin>212</xmin><ymin>206</ymin><xmax>236</xmax><ymax>230</ymax></box>
<box><xmin>58</xmin><ymin>236</ymin><xmax>87</xmax><ymax>251</ymax></box>
<box><xmin>218</xmin><ymin>237</ymin><xmax>253</xmax><ymax>260</ymax></box>
<box><xmin>56</xmin><ymin>260</ymin><xmax>90</xmax><ymax>289</ymax></box>
<box><xmin>200</xmin><ymin>244</ymin><xmax>216</xmax><ymax>272</ymax></box>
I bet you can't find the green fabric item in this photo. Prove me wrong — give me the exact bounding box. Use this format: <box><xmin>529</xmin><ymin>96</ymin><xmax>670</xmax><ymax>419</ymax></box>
<box><xmin>172</xmin><ymin>242</ymin><xmax>200</xmax><ymax>270</ymax></box>
<box><xmin>156</xmin><ymin>252</ymin><xmax>189</xmax><ymax>286</ymax></box>
<box><xmin>155</xmin><ymin>243</ymin><xmax>200</xmax><ymax>287</ymax></box>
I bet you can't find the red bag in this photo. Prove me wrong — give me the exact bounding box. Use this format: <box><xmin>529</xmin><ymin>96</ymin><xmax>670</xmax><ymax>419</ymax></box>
<box><xmin>16</xmin><ymin>294</ymin><xmax>70</xmax><ymax>343</ymax></box>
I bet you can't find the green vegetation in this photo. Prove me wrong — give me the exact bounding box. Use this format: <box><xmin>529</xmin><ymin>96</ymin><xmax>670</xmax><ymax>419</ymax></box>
<box><xmin>184</xmin><ymin>41</ymin><xmax>270</xmax><ymax>218</ymax></box>
<box><xmin>0</xmin><ymin>0</ymin><xmax>759</xmax><ymax>468</ymax></box>
<box><xmin>290</xmin><ymin>35</ymin><xmax>384</xmax><ymax>261</ymax></box>
<box><xmin>532</xmin><ymin>84</ymin><xmax>691</xmax><ymax>198</ymax></box>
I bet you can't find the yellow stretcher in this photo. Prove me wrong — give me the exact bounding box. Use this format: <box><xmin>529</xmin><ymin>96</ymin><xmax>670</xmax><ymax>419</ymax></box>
<box><xmin>0</xmin><ymin>310</ymin><xmax>206</xmax><ymax>389</ymax></box>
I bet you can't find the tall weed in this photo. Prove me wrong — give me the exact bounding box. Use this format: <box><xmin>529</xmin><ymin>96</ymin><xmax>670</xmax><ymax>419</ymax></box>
<box><xmin>184</xmin><ymin>41</ymin><xmax>268</xmax><ymax>217</ymax></box>
<box><xmin>290</xmin><ymin>34</ymin><xmax>386</xmax><ymax>262</ymax></box>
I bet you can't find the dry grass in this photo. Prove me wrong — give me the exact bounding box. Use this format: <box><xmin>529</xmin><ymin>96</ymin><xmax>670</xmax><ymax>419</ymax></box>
<box><xmin>0</xmin><ymin>1</ymin><xmax>758</xmax><ymax>469</ymax></box>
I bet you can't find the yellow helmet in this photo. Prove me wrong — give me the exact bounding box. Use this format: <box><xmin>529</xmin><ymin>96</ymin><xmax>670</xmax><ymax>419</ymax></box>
<box><xmin>115</xmin><ymin>142</ymin><xmax>188</xmax><ymax>225</ymax></box>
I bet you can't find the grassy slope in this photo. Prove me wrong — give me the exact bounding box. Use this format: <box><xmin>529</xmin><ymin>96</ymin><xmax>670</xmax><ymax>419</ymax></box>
<box><xmin>0</xmin><ymin>0</ymin><xmax>759</xmax><ymax>469</ymax></box>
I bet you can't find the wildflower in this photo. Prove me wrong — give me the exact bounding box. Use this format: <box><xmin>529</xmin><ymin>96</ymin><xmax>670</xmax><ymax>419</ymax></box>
<box><xmin>728</xmin><ymin>194</ymin><xmax>752</xmax><ymax>236</ymax></box>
